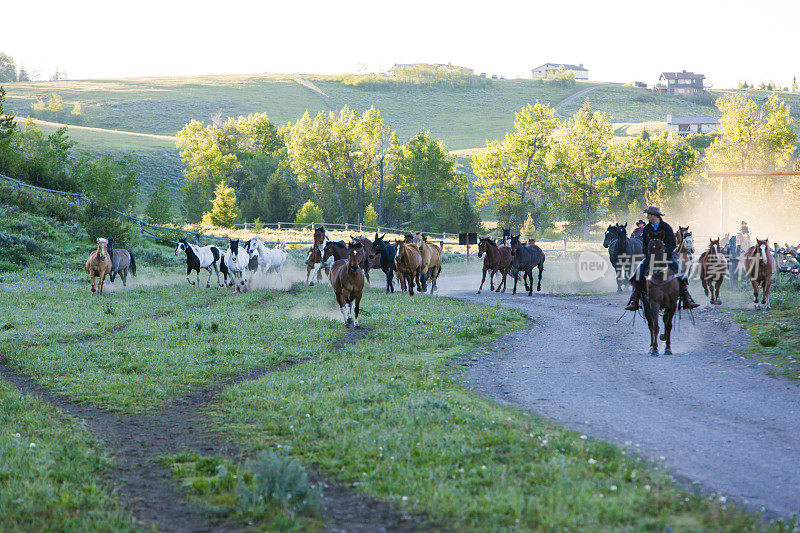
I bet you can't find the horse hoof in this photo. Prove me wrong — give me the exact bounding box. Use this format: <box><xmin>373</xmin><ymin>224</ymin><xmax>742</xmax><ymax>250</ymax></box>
<box><xmin>309</xmin><ymin>282</ymin><xmax>314</xmax><ymax>286</ymax></box>
<box><xmin>659</xmin><ymin>334</ymin><xmax>666</xmax><ymax>341</ymax></box>
<box><xmin>649</xmin><ymin>349</ymin><xmax>659</xmax><ymax>357</ymax></box>
<box><xmin>206</xmin><ymin>283</ymin><xmax>211</xmax><ymax>288</ymax></box>
<box><xmin>476</xmin><ymin>290</ymin><xmax>481</xmax><ymax>294</ymax></box>
<box><xmin>664</xmin><ymin>348</ymin><xmax>673</xmax><ymax>355</ymax></box>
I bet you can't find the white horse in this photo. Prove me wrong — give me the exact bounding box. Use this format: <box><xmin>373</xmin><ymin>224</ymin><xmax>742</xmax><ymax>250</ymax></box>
<box><xmin>224</xmin><ymin>239</ymin><xmax>251</xmax><ymax>293</ymax></box>
<box><xmin>175</xmin><ymin>238</ymin><xmax>226</xmax><ymax>287</ymax></box>
<box><xmin>245</xmin><ymin>237</ymin><xmax>288</xmax><ymax>281</ymax></box>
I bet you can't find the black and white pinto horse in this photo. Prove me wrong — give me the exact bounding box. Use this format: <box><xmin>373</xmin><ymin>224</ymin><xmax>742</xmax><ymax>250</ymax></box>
<box><xmin>370</xmin><ymin>234</ymin><xmax>396</xmax><ymax>293</ymax></box>
<box><xmin>175</xmin><ymin>238</ymin><xmax>226</xmax><ymax>287</ymax></box>
<box><xmin>107</xmin><ymin>237</ymin><xmax>137</xmax><ymax>286</ymax></box>
<box><xmin>224</xmin><ymin>239</ymin><xmax>251</xmax><ymax>292</ymax></box>
<box><xmin>245</xmin><ymin>237</ymin><xmax>288</xmax><ymax>282</ymax></box>
<box><xmin>308</xmin><ymin>228</ymin><xmax>336</xmax><ymax>286</ymax></box>
<box><xmin>603</xmin><ymin>223</ymin><xmax>644</xmax><ymax>292</ymax></box>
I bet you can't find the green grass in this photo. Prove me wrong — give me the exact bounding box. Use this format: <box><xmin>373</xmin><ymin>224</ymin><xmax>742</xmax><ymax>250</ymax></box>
<box><xmin>734</xmin><ymin>286</ymin><xmax>800</xmax><ymax>382</ymax></box>
<box><xmin>0</xmin><ymin>380</ymin><xmax>135</xmax><ymax>531</ymax></box>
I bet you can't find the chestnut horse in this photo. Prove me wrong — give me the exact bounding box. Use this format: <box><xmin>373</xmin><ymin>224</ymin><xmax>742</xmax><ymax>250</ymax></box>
<box><xmin>744</xmin><ymin>238</ymin><xmax>776</xmax><ymax>310</ymax></box>
<box><xmin>330</xmin><ymin>242</ymin><xmax>366</xmax><ymax>327</ymax></box>
<box><xmin>698</xmin><ymin>238</ymin><xmax>726</xmax><ymax>305</ymax></box>
<box><xmin>412</xmin><ymin>232</ymin><xmax>442</xmax><ymax>294</ymax></box>
<box><xmin>642</xmin><ymin>231</ymin><xmax>680</xmax><ymax>356</ymax></box>
<box><xmin>476</xmin><ymin>237</ymin><xmax>513</xmax><ymax>294</ymax></box>
<box><xmin>675</xmin><ymin>230</ymin><xmax>695</xmax><ymax>278</ymax></box>
<box><xmin>85</xmin><ymin>238</ymin><xmax>112</xmax><ymax>295</ymax></box>
<box><xmin>394</xmin><ymin>239</ymin><xmax>423</xmax><ymax>295</ymax></box>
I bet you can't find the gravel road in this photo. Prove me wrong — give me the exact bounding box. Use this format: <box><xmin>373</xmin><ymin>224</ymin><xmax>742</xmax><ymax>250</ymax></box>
<box><xmin>438</xmin><ymin>276</ymin><xmax>800</xmax><ymax>519</ymax></box>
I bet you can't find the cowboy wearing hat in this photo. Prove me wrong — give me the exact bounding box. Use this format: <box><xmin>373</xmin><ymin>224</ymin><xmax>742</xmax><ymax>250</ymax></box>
<box><xmin>631</xmin><ymin>219</ymin><xmax>646</xmax><ymax>240</ymax></box>
<box><xmin>625</xmin><ymin>206</ymin><xmax>700</xmax><ymax>311</ymax></box>
<box><xmin>740</xmin><ymin>220</ymin><xmax>750</xmax><ymax>235</ymax></box>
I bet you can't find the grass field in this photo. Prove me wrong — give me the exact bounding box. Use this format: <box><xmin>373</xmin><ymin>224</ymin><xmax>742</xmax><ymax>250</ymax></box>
<box><xmin>0</xmin><ymin>200</ymin><xmax>780</xmax><ymax>530</ymax></box>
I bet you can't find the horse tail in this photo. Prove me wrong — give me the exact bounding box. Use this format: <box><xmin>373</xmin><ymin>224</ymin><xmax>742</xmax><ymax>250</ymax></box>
<box><xmin>129</xmin><ymin>252</ymin><xmax>137</xmax><ymax>276</ymax></box>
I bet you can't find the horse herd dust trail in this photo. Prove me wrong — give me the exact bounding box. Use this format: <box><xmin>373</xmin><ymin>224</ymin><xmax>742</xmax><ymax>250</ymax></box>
<box><xmin>438</xmin><ymin>274</ymin><xmax>800</xmax><ymax>519</ymax></box>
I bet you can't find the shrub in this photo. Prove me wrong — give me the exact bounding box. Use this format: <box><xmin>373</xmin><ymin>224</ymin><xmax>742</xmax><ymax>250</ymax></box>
<box><xmin>294</xmin><ymin>200</ymin><xmax>324</xmax><ymax>224</ymax></box>
<box><xmin>237</xmin><ymin>452</ymin><xmax>320</xmax><ymax>517</ymax></box>
<box><xmin>0</xmin><ymin>260</ymin><xmax>22</xmax><ymax>272</ymax></box>
<box><xmin>757</xmin><ymin>328</ymin><xmax>781</xmax><ymax>347</ymax></box>
<box><xmin>0</xmin><ymin>181</ymin><xmax>85</xmax><ymax>222</ymax></box>
<box><xmin>132</xmin><ymin>246</ymin><xmax>176</xmax><ymax>268</ymax></box>
<box><xmin>85</xmin><ymin>205</ymin><xmax>135</xmax><ymax>243</ymax></box>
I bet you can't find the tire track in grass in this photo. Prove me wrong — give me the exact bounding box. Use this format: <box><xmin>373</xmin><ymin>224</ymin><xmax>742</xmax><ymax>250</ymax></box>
<box><xmin>0</xmin><ymin>321</ymin><xmax>422</xmax><ymax>532</ymax></box>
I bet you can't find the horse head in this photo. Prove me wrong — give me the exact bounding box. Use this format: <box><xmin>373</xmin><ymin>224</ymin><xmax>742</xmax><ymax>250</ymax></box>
<box><xmin>477</xmin><ymin>237</ymin><xmax>492</xmax><ymax>258</ymax></box>
<box><xmin>313</xmin><ymin>226</ymin><xmax>326</xmax><ymax>247</ymax></box>
<box><xmin>682</xmin><ymin>232</ymin><xmax>695</xmax><ymax>255</ymax></box>
<box><xmin>96</xmin><ymin>238</ymin><xmax>108</xmax><ymax>262</ymax></box>
<box><xmin>708</xmin><ymin>238</ymin><xmax>721</xmax><ymax>256</ymax></box>
<box><xmin>756</xmin><ymin>238</ymin><xmax>771</xmax><ymax>265</ymax></box>
<box><xmin>347</xmin><ymin>242</ymin><xmax>363</xmax><ymax>272</ymax></box>
<box><xmin>175</xmin><ymin>238</ymin><xmax>188</xmax><ymax>255</ymax></box>
<box><xmin>603</xmin><ymin>223</ymin><xmax>618</xmax><ymax>249</ymax></box>
<box><xmin>509</xmin><ymin>234</ymin><xmax>522</xmax><ymax>255</ymax></box>
<box><xmin>648</xmin><ymin>230</ymin><xmax>666</xmax><ymax>257</ymax></box>
<box><xmin>676</xmin><ymin>225</ymin><xmax>689</xmax><ymax>244</ymax></box>
<box><xmin>371</xmin><ymin>233</ymin><xmax>387</xmax><ymax>261</ymax></box>
<box><xmin>322</xmin><ymin>241</ymin><xmax>339</xmax><ymax>263</ymax></box>
<box><xmin>403</xmin><ymin>233</ymin><xmax>414</xmax><ymax>244</ymax></box>
<box><xmin>229</xmin><ymin>239</ymin><xmax>241</xmax><ymax>262</ymax></box>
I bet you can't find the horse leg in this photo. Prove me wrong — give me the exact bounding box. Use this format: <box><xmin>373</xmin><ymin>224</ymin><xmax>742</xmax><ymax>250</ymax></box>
<box><xmin>206</xmin><ymin>267</ymin><xmax>213</xmax><ymax>288</ymax></box>
<box><xmin>91</xmin><ymin>273</ymin><xmax>97</xmax><ymax>293</ymax></box>
<box><xmin>512</xmin><ymin>267</ymin><xmax>518</xmax><ymax>295</ymax></box>
<box><xmin>764</xmin><ymin>277</ymin><xmax>772</xmax><ymax>310</ymax></box>
<box><xmin>98</xmin><ymin>271</ymin><xmax>107</xmax><ymax>295</ymax></box>
<box><xmin>121</xmin><ymin>269</ymin><xmax>127</xmax><ymax>287</ymax></box>
<box><xmin>715</xmin><ymin>278</ymin><xmax>723</xmax><ymax>305</ymax></box>
<box><xmin>751</xmin><ymin>279</ymin><xmax>760</xmax><ymax>309</ymax></box>
<box><xmin>416</xmin><ymin>268</ymin><xmax>423</xmax><ymax>293</ymax></box>
<box><xmin>497</xmin><ymin>269</ymin><xmax>508</xmax><ymax>293</ymax></box>
<box><xmin>662</xmin><ymin>307</ymin><xmax>675</xmax><ymax>355</ymax></box>
<box><xmin>647</xmin><ymin>302</ymin><xmax>659</xmax><ymax>356</ymax></box>
<box><xmin>537</xmin><ymin>264</ymin><xmax>543</xmax><ymax>292</ymax></box>
<box><xmin>353</xmin><ymin>297</ymin><xmax>361</xmax><ymax>328</ymax></box>
<box><xmin>489</xmin><ymin>268</ymin><xmax>496</xmax><ymax>292</ymax></box>
<box><xmin>527</xmin><ymin>268</ymin><xmax>534</xmax><ymax>296</ymax></box>
<box><xmin>336</xmin><ymin>293</ymin><xmax>347</xmax><ymax>325</ymax></box>
<box><xmin>431</xmin><ymin>266</ymin><xmax>439</xmax><ymax>294</ymax></box>
<box><xmin>477</xmin><ymin>267</ymin><xmax>488</xmax><ymax>294</ymax></box>
<box><xmin>187</xmin><ymin>265</ymin><xmax>195</xmax><ymax>285</ymax></box>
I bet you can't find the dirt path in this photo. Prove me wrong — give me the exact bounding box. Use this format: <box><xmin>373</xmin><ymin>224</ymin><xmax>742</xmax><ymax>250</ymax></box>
<box><xmin>290</xmin><ymin>75</ymin><xmax>339</xmax><ymax>112</ymax></box>
<box><xmin>438</xmin><ymin>276</ymin><xmax>800</xmax><ymax>519</ymax></box>
<box><xmin>11</xmin><ymin>116</ymin><xmax>176</xmax><ymax>142</ymax></box>
<box><xmin>553</xmin><ymin>83</ymin><xmax>619</xmax><ymax>118</ymax></box>
<box><xmin>0</xmin><ymin>327</ymin><xmax>422</xmax><ymax>532</ymax></box>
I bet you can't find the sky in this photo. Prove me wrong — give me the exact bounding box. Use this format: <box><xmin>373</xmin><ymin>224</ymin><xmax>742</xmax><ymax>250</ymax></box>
<box><xmin>3</xmin><ymin>0</ymin><xmax>798</xmax><ymax>89</ymax></box>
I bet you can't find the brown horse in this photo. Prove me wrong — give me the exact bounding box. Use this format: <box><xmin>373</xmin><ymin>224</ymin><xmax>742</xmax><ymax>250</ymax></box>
<box><xmin>674</xmin><ymin>225</ymin><xmax>690</xmax><ymax>245</ymax></box>
<box><xmin>394</xmin><ymin>239</ymin><xmax>423</xmax><ymax>295</ymax></box>
<box><xmin>476</xmin><ymin>237</ymin><xmax>512</xmax><ymax>294</ymax></box>
<box><xmin>698</xmin><ymin>238</ymin><xmax>726</xmax><ymax>305</ymax></box>
<box><xmin>306</xmin><ymin>246</ymin><xmax>327</xmax><ymax>285</ymax></box>
<box><xmin>412</xmin><ymin>232</ymin><xmax>443</xmax><ymax>294</ymax></box>
<box><xmin>642</xmin><ymin>231</ymin><xmax>680</xmax><ymax>356</ymax></box>
<box><xmin>352</xmin><ymin>235</ymin><xmax>376</xmax><ymax>282</ymax></box>
<box><xmin>330</xmin><ymin>242</ymin><xmax>366</xmax><ymax>327</ymax></box>
<box><xmin>675</xmin><ymin>230</ymin><xmax>695</xmax><ymax>278</ymax></box>
<box><xmin>85</xmin><ymin>238</ymin><xmax>112</xmax><ymax>295</ymax></box>
<box><xmin>744</xmin><ymin>238</ymin><xmax>775</xmax><ymax>310</ymax></box>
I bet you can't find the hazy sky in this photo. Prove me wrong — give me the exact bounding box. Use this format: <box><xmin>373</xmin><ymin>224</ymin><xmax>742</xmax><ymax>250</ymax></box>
<box><xmin>4</xmin><ymin>0</ymin><xmax>798</xmax><ymax>88</ymax></box>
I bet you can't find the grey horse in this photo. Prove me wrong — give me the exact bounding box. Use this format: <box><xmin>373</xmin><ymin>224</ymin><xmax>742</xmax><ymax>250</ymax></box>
<box><xmin>107</xmin><ymin>237</ymin><xmax>137</xmax><ymax>286</ymax></box>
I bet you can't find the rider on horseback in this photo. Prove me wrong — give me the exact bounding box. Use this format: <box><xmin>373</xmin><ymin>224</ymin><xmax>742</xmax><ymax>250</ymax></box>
<box><xmin>625</xmin><ymin>206</ymin><xmax>700</xmax><ymax>311</ymax></box>
<box><xmin>631</xmin><ymin>219</ymin><xmax>646</xmax><ymax>240</ymax></box>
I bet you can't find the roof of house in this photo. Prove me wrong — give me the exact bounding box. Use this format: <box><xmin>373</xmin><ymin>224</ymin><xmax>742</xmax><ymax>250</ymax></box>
<box><xmin>660</xmin><ymin>71</ymin><xmax>705</xmax><ymax>80</ymax></box>
<box><xmin>531</xmin><ymin>63</ymin><xmax>588</xmax><ymax>71</ymax></box>
<box><xmin>666</xmin><ymin>115</ymin><xmax>720</xmax><ymax>125</ymax></box>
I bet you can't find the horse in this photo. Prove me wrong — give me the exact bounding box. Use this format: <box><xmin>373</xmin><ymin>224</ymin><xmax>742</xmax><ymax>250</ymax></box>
<box><xmin>85</xmin><ymin>238</ymin><xmax>112</xmax><ymax>295</ymax></box>
<box><xmin>509</xmin><ymin>235</ymin><xmax>545</xmax><ymax>296</ymax></box>
<box><xmin>322</xmin><ymin>240</ymin><xmax>349</xmax><ymax>265</ymax></box>
<box><xmin>352</xmin><ymin>235</ymin><xmax>375</xmax><ymax>282</ymax></box>
<box><xmin>698</xmin><ymin>238</ymin><xmax>727</xmax><ymax>306</ymax></box>
<box><xmin>308</xmin><ymin>226</ymin><xmax>337</xmax><ymax>285</ymax></box>
<box><xmin>744</xmin><ymin>238</ymin><xmax>776</xmax><ymax>310</ymax></box>
<box><xmin>476</xmin><ymin>237</ymin><xmax>513</xmax><ymax>294</ymax></box>
<box><xmin>641</xmin><ymin>230</ymin><xmax>680</xmax><ymax>356</ymax></box>
<box><xmin>394</xmin><ymin>239</ymin><xmax>423</xmax><ymax>295</ymax></box>
<box><xmin>306</xmin><ymin>246</ymin><xmax>328</xmax><ymax>285</ymax></box>
<box><xmin>604</xmin><ymin>223</ymin><xmax>644</xmax><ymax>292</ymax></box>
<box><xmin>224</xmin><ymin>239</ymin><xmax>250</xmax><ymax>293</ymax></box>
<box><xmin>675</xmin><ymin>230</ymin><xmax>695</xmax><ymax>278</ymax></box>
<box><xmin>370</xmin><ymin>234</ymin><xmax>396</xmax><ymax>293</ymax></box>
<box><xmin>412</xmin><ymin>232</ymin><xmax>442</xmax><ymax>294</ymax></box>
<box><xmin>175</xmin><ymin>238</ymin><xmax>226</xmax><ymax>287</ymax></box>
<box><xmin>330</xmin><ymin>242</ymin><xmax>366</xmax><ymax>328</ymax></box>
<box><xmin>674</xmin><ymin>225</ymin><xmax>690</xmax><ymax>246</ymax></box>
<box><xmin>106</xmin><ymin>237</ymin><xmax>136</xmax><ymax>287</ymax></box>
<box><xmin>245</xmin><ymin>237</ymin><xmax>287</xmax><ymax>282</ymax></box>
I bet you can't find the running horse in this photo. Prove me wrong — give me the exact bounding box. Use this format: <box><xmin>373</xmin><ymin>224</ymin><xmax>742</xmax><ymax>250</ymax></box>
<box><xmin>106</xmin><ymin>237</ymin><xmax>137</xmax><ymax>286</ymax></box>
<box><xmin>744</xmin><ymin>238</ymin><xmax>776</xmax><ymax>310</ymax></box>
<box><xmin>330</xmin><ymin>242</ymin><xmax>366</xmax><ymax>327</ymax></box>
<box><xmin>698</xmin><ymin>238</ymin><xmax>727</xmax><ymax>305</ymax></box>
<box><xmin>370</xmin><ymin>234</ymin><xmax>396</xmax><ymax>293</ymax></box>
<box><xmin>85</xmin><ymin>238</ymin><xmax>112</xmax><ymax>294</ymax></box>
<box><xmin>394</xmin><ymin>238</ymin><xmax>423</xmax><ymax>295</ymax></box>
<box><xmin>603</xmin><ymin>223</ymin><xmax>644</xmax><ymax>292</ymax></box>
<box><xmin>675</xmin><ymin>229</ymin><xmax>695</xmax><ymax>278</ymax></box>
<box><xmin>641</xmin><ymin>230</ymin><xmax>680</xmax><ymax>356</ymax></box>
<box><xmin>509</xmin><ymin>235</ymin><xmax>545</xmax><ymax>296</ymax></box>
<box><xmin>476</xmin><ymin>237</ymin><xmax>513</xmax><ymax>294</ymax></box>
<box><xmin>412</xmin><ymin>232</ymin><xmax>443</xmax><ymax>293</ymax></box>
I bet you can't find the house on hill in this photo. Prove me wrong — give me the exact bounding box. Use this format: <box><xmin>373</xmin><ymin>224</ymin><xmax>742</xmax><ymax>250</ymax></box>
<box><xmin>531</xmin><ymin>63</ymin><xmax>589</xmax><ymax>80</ymax></box>
<box><xmin>656</xmin><ymin>70</ymin><xmax>706</xmax><ymax>95</ymax></box>
<box><xmin>666</xmin><ymin>114</ymin><xmax>720</xmax><ymax>135</ymax></box>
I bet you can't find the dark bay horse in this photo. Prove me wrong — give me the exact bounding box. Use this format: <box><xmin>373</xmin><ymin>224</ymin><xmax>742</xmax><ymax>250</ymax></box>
<box><xmin>744</xmin><ymin>238</ymin><xmax>775</xmax><ymax>310</ymax></box>
<box><xmin>476</xmin><ymin>237</ymin><xmax>512</xmax><ymax>294</ymax></box>
<box><xmin>604</xmin><ymin>223</ymin><xmax>644</xmax><ymax>292</ymax></box>
<box><xmin>106</xmin><ymin>237</ymin><xmax>136</xmax><ymax>286</ymax></box>
<box><xmin>370</xmin><ymin>234</ymin><xmax>396</xmax><ymax>293</ymax></box>
<box><xmin>352</xmin><ymin>235</ymin><xmax>374</xmax><ymax>282</ymax></box>
<box><xmin>509</xmin><ymin>235</ymin><xmax>544</xmax><ymax>296</ymax></box>
<box><xmin>330</xmin><ymin>242</ymin><xmax>366</xmax><ymax>327</ymax></box>
<box><xmin>699</xmin><ymin>238</ymin><xmax>726</xmax><ymax>305</ymax></box>
<box><xmin>641</xmin><ymin>231</ymin><xmax>679</xmax><ymax>356</ymax></box>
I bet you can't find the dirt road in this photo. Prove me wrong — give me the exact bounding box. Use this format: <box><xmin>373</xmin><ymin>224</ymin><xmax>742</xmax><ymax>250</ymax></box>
<box><xmin>438</xmin><ymin>276</ymin><xmax>800</xmax><ymax>518</ymax></box>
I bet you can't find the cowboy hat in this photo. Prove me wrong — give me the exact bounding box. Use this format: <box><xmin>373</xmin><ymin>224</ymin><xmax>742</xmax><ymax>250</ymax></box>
<box><xmin>635</xmin><ymin>219</ymin><xmax>646</xmax><ymax>226</ymax></box>
<box><xmin>740</xmin><ymin>220</ymin><xmax>748</xmax><ymax>226</ymax></box>
<box><xmin>643</xmin><ymin>206</ymin><xmax>664</xmax><ymax>216</ymax></box>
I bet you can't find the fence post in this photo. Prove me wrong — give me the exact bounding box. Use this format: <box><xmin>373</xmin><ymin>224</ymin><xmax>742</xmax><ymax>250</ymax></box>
<box><xmin>563</xmin><ymin>239</ymin><xmax>567</xmax><ymax>256</ymax></box>
<box><xmin>359</xmin><ymin>222</ymin><xmax>362</xmax><ymax>232</ymax></box>
<box><xmin>466</xmin><ymin>242</ymin><xmax>470</xmax><ymax>264</ymax></box>
<box><xmin>312</xmin><ymin>222</ymin><xmax>315</xmax><ymax>232</ymax></box>
<box><xmin>278</xmin><ymin>222</ymin><xmax>281</xmax><ymax>230</ymax></box>
<box><xmin>195</xmin><ymin>233</ymin><xmax>201</xmax><ymax>245</ymax></box>
<box><xmin>344</xmin><ymin>222</ymin><xmax>349</xmax><ymax>231</ymax></box>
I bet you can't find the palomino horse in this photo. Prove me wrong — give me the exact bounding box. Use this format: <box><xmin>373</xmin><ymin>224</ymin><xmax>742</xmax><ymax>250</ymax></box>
<box><xmin>412</xmin><ymin>232</ymin><xmax>442</xmax><ymax>294</ymax></box>
<box><xmin>675</xmin><ymin>230</ymin><xmax>695</xmax><ymax>278</ymax></box>
<box><xmin>107</xmin><ymin>237</ymin><xmax>137</xmax><ymax>286</ymax></box>
<box><xmin>604</xmin><ymin>223</ymin><xmax>644</xmax><ymax>292</ymax></box>
<box><xmin>85</xmin><ymin>238</ymin><xmax>112</xmax><ymax>294</ymax></box>
<box><xmin>641</xmin><ymin>230</ymin><xmax>680</xmax><ymax>356</ymax></box>
<box><xmin>394</xmin><ymin>239</ymin><xmax>423</xmax><ymax>295</ymax></box>
<box><xmin>175</xmin><ymin>238</ymin><xmax>225</xmax><ymax>287</ymax></box>
<box><xmin>476</xmin><ymin>237</ymin><xmax>513</xmax><ymax>294</ymax></box>
<box><xmin>330</xmin><ymin>242</ymin><xmax>366</xmax><ymax>327</ymax></box>
<box><xmin>509</xmin><ymin>235</ymin><xmax>545</xmax><ymax>296</ymax></box>
<box><xmin>744</xmin><ymin>238</ymin><xmax>776</xmax><ymax>310</ymax></box>
<box><xmin>698</xmin><ymin>238</ymin><xmax>727</xmax><ymax>305</ymax></box>
<box><xmin>370</xmin><ymin>234</ymin><xmax>396</xmax><ymax>293</ymax></box>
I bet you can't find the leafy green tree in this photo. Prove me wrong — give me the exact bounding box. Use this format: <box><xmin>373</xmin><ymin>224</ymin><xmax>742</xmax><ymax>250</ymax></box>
<box><xmin>202</xmin><ymin>181</ymin><xmax>238</xmax><ymax>228</ymax></box>
<box><xmin>0</xmin><ymin>54</ymin><xmax>17</xmax><ymax>83</ymax></box>
<box><xmin>73</xmin><ymin>152</ymin><xmax>140</xmax><ymax>210</ymax></box>
<box><xmin>547</xmin><ymin>99</ymin><xmax>613</xmax><ymax>239</ymax></box>
<box><xmin>295</xmin><ymin>200</ymin><xmax>324</xmax><ymax>224</ymax></box>
<box><xmin>145</xmin><ymin>179</ymin><xmax>173</xmax><ymax>224</ymax></box>
<box><xmin>46</xmin><ymin>94</ymin><xmax>63</xmax><ymax>113</ymax></box>
<box><xmin>458</xmin><ymin>192</ymin><xmax>482</xmax><ymax>233</ymax></box>
<box><xmin>793</xmin><ymin>75</ymin><xmax>798</xmax><ymax>92</ymax></box>
<box><xmin>363</xmin><ymin>203</ymin><xmax>378</xmax><ymax>227</ymax></box>
<box><xmin>0</xmin><ymin>87</ymin><xmax>16</xmax><ymax>152</ymax></box>
<box><xmin>473</xmin><ymin>102</ymin><xmax>559</xmax><ymax>231</ymax></box>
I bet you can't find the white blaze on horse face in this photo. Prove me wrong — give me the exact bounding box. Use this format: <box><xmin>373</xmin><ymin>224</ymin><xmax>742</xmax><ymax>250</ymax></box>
<box><xmin>760</xmin><ymin>244</ymin><xmax>768</xmax><ymax>263</ymax></box>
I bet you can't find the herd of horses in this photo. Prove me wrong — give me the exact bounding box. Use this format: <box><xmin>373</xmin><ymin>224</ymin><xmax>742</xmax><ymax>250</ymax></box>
<box><xmin>603</xmin><ymin>222</ymin><xmax>777</xmax><ymax>355</ymax></box>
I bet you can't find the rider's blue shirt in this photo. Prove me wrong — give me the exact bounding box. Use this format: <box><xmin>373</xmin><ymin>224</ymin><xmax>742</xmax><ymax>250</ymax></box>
<box><xmin>652</xmin><ymin>219</ymin><xmax>660</xmax><ymax>231</ymax></box>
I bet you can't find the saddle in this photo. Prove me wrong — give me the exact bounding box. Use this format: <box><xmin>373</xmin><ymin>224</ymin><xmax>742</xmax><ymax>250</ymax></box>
<box><xmin>646</xmin><ymin>272</ymin><xmax>676</xmax><ymax>286</ymax></box>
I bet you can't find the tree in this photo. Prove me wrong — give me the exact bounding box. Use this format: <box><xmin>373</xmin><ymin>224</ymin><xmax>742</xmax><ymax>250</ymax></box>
<box><xmin>17</xmin><ymin>66</ymin><xmax>29</xmax><ymax>82</ymax></box>
<box><xmin>364</xmin><ymin>203</ymin><xmax>378</xmax><ymax>227</ymax></box>
<box><xmin>0</xmin><ymin>53</ymin><xmax>17</xmax><ymax>83</ymax></box>
<box><xmin>46</xmin><ymin>93</ymin><xmax>63</xmax><ymax>113</ymax></box>
<box><xmin>547</xmin><ymin>99</ymin><xmax>613</xmax><ymax>239</ymax></box>
<box><xmin>145</xmin><ymin>179</ymin><xmax>173</xmax><ymax>224</ymax></box>
<box><xmin>473</xmin><ymin>102</ymin><xmax>559</xmax><ymax>231</ymax></box>
<box><xmin>202</xmin><ymin>181</ymin><xmax>238</xmax><ymax>228</ymax></box>
<box><xmin>50</xmin><ymin>67</ymin><xmax>67</xmax><ymax>81</ymax></box>
<box><xmin>294</xmin><ymin>200</ymin><xmax>324</xmax><ymax>224</ymax></box>
<box><xmin>458</xmin><ymin>192</ymin><xmax>482</xmax><ymax>233</ymax></box>
<box><xmin>73</xmin><ymin>152</ymin><xmax>140</xmax><ymax>210</ymax></box>
<box><xmin>0</xmin><ymin>87</ymin><xmax>16</xmax><ymax>152</ymax></box>
<box><xmin>793</xmin><ymin>75</ymin><xmax>798</xmax><ymax>92</ymax></box>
